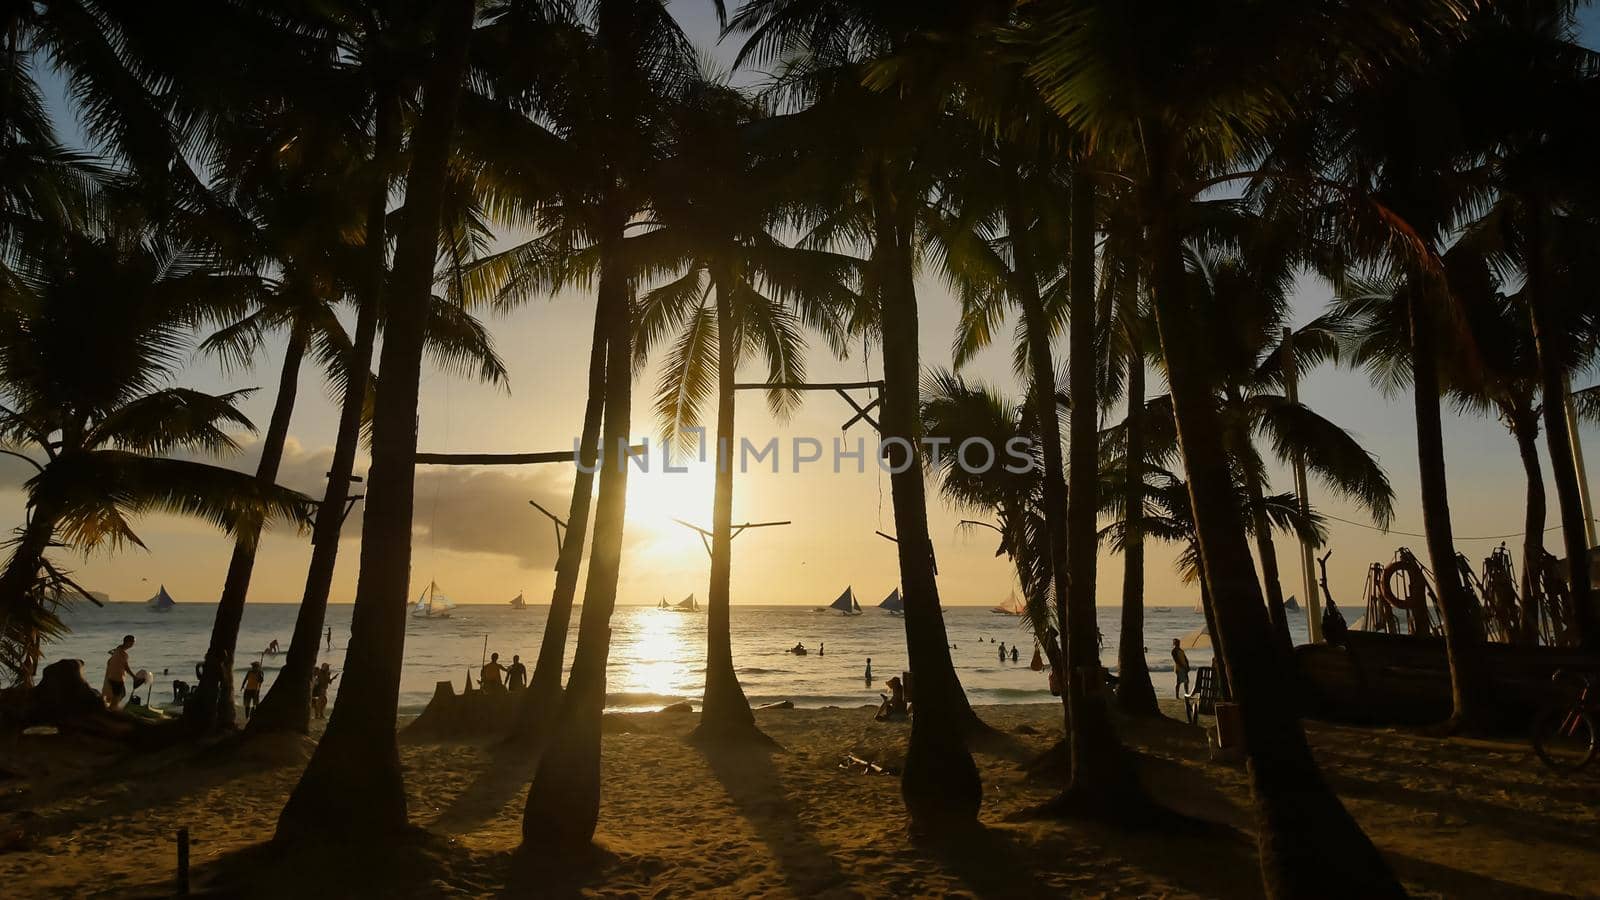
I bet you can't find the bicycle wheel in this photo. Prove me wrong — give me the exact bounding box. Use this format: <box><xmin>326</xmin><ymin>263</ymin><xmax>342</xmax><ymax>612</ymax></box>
<box><xmin>1532</xmin><ymin>704</ymin><xmax>1598</xmax><ymax>773</ymax></box>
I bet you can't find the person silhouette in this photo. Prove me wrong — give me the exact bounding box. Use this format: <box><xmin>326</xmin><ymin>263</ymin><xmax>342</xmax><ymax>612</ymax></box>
<box><xmin>864</xmin><ymin>658</ymin><xmax>872</xmax><ymax>684</ymax></box>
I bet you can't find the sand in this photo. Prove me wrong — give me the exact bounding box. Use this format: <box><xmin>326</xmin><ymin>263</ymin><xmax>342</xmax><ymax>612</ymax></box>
<box><xmin>2</xmin><ymin>700</ymin><xmax>1598</xmax><ymax>898</ymax></box>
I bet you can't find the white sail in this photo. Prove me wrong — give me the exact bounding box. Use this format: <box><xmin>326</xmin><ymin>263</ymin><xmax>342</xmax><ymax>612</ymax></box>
<box><xmin>412</xmin><ymin>581</ymin><xmax>453</xmax><ymax>618</ymax></box>
<box><xmin>878</xmin><ymin>588</ymin><xmax>903</xmax><ymax>612</ymax></box>
<box><xmin>145</xmin><ymin>585</ymin><xmax>175</xmax><ymax>612</ymax></box>
<box><xmin>828</xmin><ymin>586</ymin><xmax>859</xmax><ymax>615</ymax></box>
<box><xmin>674</xmin><ymin>593</ymin><xmax>699</xmax><ymax>611</ymax></box>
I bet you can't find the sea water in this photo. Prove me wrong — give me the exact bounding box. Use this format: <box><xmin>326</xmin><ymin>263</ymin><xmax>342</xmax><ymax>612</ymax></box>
<box><xmin>41</xmin><ymin>602</ymin><xmax>1308</xmax><ymax>714</ymax></box>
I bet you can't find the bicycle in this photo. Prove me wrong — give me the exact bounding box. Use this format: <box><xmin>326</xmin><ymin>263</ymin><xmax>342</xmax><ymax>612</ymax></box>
<box><xmin>1532</xmin><ymin>669</ymin><xmax>1598</xmax><ymax>773</ymax></box>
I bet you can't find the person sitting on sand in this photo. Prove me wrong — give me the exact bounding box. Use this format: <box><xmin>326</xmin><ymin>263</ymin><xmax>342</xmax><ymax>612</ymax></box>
<box><xmin>312</xmin><ymin>663</ymin><xmax>338</xmax><ymax>719</ymax></box>
<box><xmin>102</xmin><ymin>634</ymin><xmax>135</xmax><ymax>710</ymax></box>
<box><xmin>1171</xmin><ymin>638</ymin><xmax>1191</xmax><ymax>698</ymax></box>
<box><xmin>481</xmin><ymin>652</ymin><xmax>506</xmax><ymax>691</ymax></box>
<box><xmin>242</xmin><ymin>661</ymin><xmax>264</xmax><ymax>719</ymax></box>
<box><xmin>875</xmin><ymin>676</ymin><xmax>908</xmax><ymax>722</ymax></box>
<box><xmin>507</xmin><ymin>654</ymin><xmax>527</xmax><ymax>691</ymax></box>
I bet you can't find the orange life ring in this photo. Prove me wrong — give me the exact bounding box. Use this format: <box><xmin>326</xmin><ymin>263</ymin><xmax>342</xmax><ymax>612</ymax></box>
<box><xmin>1380</xmin><ymin>554</ymin><xmax>1428</xmax><ymax>613</ymax></box>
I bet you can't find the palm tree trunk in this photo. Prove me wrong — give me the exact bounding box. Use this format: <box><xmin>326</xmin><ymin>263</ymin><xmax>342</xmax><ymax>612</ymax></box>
<box><xmin>523</xmin><ymin>229</ymin><xmax>632</xmax><ymax>847</ymax></box>
<box><xmin>1242</xmin><ymin>460</ymin><xmax>1295</xmax><ymax>656</ymax></box>
<box><xmin>1115</xmin><ymin>348</ymin><xmax>1159</xmax><ymax>716</ymax></box>
<box><xmin>1195</xmin><ymin>562</ymin><xmax>1231</xmax><ymax>701</ymax></box>
<box><xmin>1510</xmin><ymin>405</ymin><xmax>1546</xmax><ymax>644</ymax></box>
<box><xmin>506</xmin><ymin>286</ymin><xmax>608</xmax><ymax>745</ymax></box>
<box><xmin>276</xmin><ymin>0</ymin><xmax>472</xmax><ymax>840</ymax></box>
<box><xmin>1406</xmin><ymin>284</ymin><xmax>1493</xmax><ymax>730</ymax></box>
<box><xmin>0</xmin><ymin>495</ymin><xmax>63</xmax><ymax>685</ymax></box>
<box><xmin>1144</xmin><ymin>149</ymin><xmax>1401</xmax><ymax>894</ymax></box>
<box><xmin>694</xmin><ymin>273</ymin><xmax>762</xmax><ymax>741</ymax></box>
<box><xmin>1055</xmin><ymin>171</ymin><xmax>1140</xmax><ymax>811</ymax></box>
<box><xmin>249</xmin><ymin>94</ymin><xmax>396</xmax><ymax>736</ymax></box>
<box><xmin>187</xmin><ymin>325</ymin><xmax>308</xmax><ymax>732</ymax></box>
<box><xmin>873</xmin><ymin>167</ymin><xmax>981</xmax><ymax>830</ymax></box>
<box><xmin>1526</xmin><ymin>203</ymin><xmax>1596</xmax><ymax>649</ymax></box>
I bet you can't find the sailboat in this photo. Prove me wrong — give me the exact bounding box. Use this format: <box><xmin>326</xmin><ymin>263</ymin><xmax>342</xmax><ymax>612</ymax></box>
<box><xmin>658</xmin><ymin>597</ymin><xmax>669</xmax><ymax>609</ymax></box>
<box><xmin>878</xmin><ymin>588</ymin><xmax>904</xmax><ymax>616</ymax></box>
<box><xmin>412</xmin><ymin>580</ymin><xmax>455</xmax><ymax>619</ymax></box>
<box><xmin>673</xmin><ymin>593</ymin><xmax>699</xmax><ymax>612</ymax></box>
<box><xmin>826</xmin><ymin>586</ymin><xmax>862</xmax><ymax>616</ymax></box>
<box><xmin>990</xmin><ymin>589</ymin><xmax>1025</xmax><ymax>616</ymax></box>
<box><xmin>509</xmin><ymin>592</ymin><xmax>527</xmax><ymax>610</ymax></box>
<box><xmin>145</xmin><ymin>585</ymin><xmax>176</xmax><ymax>613</ymax></box>
<box><xmin>1285</xmin><ymin>595</ymin><xmax>1301</xmax><ymax>612</ymax></box>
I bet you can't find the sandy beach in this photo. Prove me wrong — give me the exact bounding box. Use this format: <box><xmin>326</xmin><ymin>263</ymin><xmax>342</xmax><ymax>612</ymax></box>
<box><xmin>2</xmin><ymin>700</ymin><xmax>1597</xmax><ymax>898</ymax></box>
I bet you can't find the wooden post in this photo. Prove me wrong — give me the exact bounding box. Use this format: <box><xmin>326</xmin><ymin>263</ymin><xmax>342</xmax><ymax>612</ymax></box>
<box><xmin>1283</xmin><ymin>327</ymin><xmax>1323</xmax><ymax>642</ymax></box>
<box><xmin>176</xmin><ymin>827</ymin><xmax>190</xmax><ymax>895</ymax></box>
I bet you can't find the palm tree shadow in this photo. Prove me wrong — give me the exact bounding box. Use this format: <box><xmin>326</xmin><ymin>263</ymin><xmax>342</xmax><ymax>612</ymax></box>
<box><xmin>697</xmin><ymin>739</ymin><xmax>854</xmax><ymax>892</ymax></box>
<box><xmin>429</xmin><ymin>740</ymin><xmax>541</xmax><ymax>834</ymax></box>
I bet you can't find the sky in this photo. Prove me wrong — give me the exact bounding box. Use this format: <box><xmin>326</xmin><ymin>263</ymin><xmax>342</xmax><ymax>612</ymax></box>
<box><xmin>3</xmin><ymin>3</ymin><xmax>1598</xmax><ymax>612</ymax></box>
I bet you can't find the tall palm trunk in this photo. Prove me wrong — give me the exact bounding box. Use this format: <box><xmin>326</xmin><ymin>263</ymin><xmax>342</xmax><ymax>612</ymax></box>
<box><xmin>523</xmin><ymin>229</ymin><xmax>633</xmax><ymax>847</ymax></box>
<box><xmin>1144</xmin><ymin>139</ymin><xmax>1401</xmax><ymax>896</ymax></box>
<box><xmin>1195</xmin><ymin>561</ymin><xmax>1230</xmax><ymax>700</ymax></box>
<box><xmin>1508</xmin><ymin>405</ymin><xmax>1545</xmax><ymax>644</ymax></box>
<box><xmin>695</xmin><ymin>273</ymin><xmax>761</xmax><ymax>740</ymax></box>
<box><xmin>1056</xmin><ymin>172</ymin><xmax>1138</xmax><ymax>810</ymax></box>
<box><xmin>249</xmin><ymin>96</ymin><xmax>395</xmax><ymax>735</ymax></box>
<box><xmin>1406</xmin><ymin>283</ymin><xmax>1492</xmax><ymax>730</ymax></box>
<box><xmin>1526</xmin><ymin>204</ymin><xmax>1596</xmax><ymax>649</ymax></box>
<box><xmin>187</xmin><ymin>325</ymin><xmax>308</xmax><ymax>731</ymax></box>
<box><xmin>873</xmin><ymin>169</ymin><xmax>981</xmax><ymax>830</ymax></box>
<box><xmin>276</xmin><ymin>0</ymin><xmax>472</xmax><ymax>839</ymax></box>
<box><xmin>506</xmin><ymin>292</ymin><xmax>607</xmax><ymax>744</ymax></box>
<box><xmin>1115</xmin><ymin>348</ymin><xmax>1159</xmax><ymax>715</ymax></box>
<box><xmin>1238</xmin><ymin>446</ymin><xmax>1295</xmax><ymax>656</ymax></box>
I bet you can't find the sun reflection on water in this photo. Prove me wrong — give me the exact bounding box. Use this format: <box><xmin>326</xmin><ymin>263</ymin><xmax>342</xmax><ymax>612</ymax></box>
<box><xmin>608</xmin><ymin>607</ymin><xmax>705</xmax><ymax>702</ymax></box>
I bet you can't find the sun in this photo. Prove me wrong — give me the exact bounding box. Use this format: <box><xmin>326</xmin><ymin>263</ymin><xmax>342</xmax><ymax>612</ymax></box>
<box><xmin>623</xmin><ymin>455</ymin><xmax>715</xmax><ymax>530</ymax></box>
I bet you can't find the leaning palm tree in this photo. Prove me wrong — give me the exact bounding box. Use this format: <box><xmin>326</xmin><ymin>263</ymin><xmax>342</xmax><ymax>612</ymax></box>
<box><xmin>0</xmin><ymin>224</ymin><xmax>311</xmax><ymax>684</ymax></box>
<box><xmin>1020</xmin><ymin>0</ymin><xmax>1470</xmax><ymax>892</ymax></box>
<box><xmin>277</xmin><ymin>0</ymin><xmax>475</xmax><ymax>840</ymax></box>
<box><xmin>1183</xmin><ymin>241</ymin><xmax>1396</xmax><ymax>655</ymax></box>
<box><xmin>637</xmin><ymin>74</ymin><xmax>856</xmax><ymax>743</ymax></box>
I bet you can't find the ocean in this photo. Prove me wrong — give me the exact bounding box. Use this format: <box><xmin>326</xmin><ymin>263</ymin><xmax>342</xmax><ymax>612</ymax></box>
<box><xmin>41</xmin><ymin>601</ymin><xmax>1310</xmax><ymax>714</ymax></box>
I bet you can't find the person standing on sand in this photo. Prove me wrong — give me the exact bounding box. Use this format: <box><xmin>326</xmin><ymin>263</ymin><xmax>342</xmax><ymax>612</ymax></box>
<box><xmin>102</xmin><ymin>634</ymin><xmax>135</xmax><ymax>709</ymax></box>
<box><xmin>1171</xmin><ymin>638</ymin><xmax>1190</xmax><ymax>698</ymax></box>
<box><xmin>242</xmin><ymin>661</ymin><xmax>264</xmax><ymax>719</ymax></box>
<box><xmin>480</xmin><ymin>652</ymin><xmax>506</xmax><ymax>691</ymax></box>
<box><xmin>507</xmin><ymin>654</ymin><xmax>527</xmax><ymax>691</ymax></box>
<box><xmin>311</xmin><ymin>663</ymin><xmax>338</xmax><ymax>719</ymax></box>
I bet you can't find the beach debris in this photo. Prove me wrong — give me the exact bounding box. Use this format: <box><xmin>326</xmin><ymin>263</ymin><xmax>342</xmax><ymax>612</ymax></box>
<box><xmin>756</xmin><ymin>700</ymin><xmax>793</xmax><ymax>710</ymax></box>
<box><xmin>838</xmin><ymin>754</ymin><xmax>899</xmax><ymax>776</ymax></box>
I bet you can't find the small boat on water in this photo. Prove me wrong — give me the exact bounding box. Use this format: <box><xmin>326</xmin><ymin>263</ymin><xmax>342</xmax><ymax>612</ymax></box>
<box><xmin>146</xmin><ymin>585</ymin><xmax>176</xmax><ymax>613</ymax></box>
<box><xmin>510</xmin><ymin>592</ymin><xmax>527</xmax><ymax>610</ymax></box>
<box><xmin>990</xmin><ymin>590</ymin><xmax>1024</xmax><ymax>616</ymax></box>
<box><xmin>658</xmin><ymin>597</ymin><xmax>669</xmax><ymax>609</ymax></box>
<box><xmin>412</xmin><ymin>580</ymin><xmax>455</xmax><ymax>619</ymax></box>
<box><xmin>672</xmin><ymin>593</ymin><xmax>699</xmax><ymax>612</ymax></box>
<box><xmin>1285</xmin><ymin>595</ymin><xmax>1301</xmax><ymax>612</ymax></box>
<box><xmin>820</xmin><ymin>586</ymin><xmax>861</xmax><ymax>616</ymax></box>
<box><xmin>878</xmin><ymin>588</ymin><xmax>903</xmax><ymax>616</ymax></box>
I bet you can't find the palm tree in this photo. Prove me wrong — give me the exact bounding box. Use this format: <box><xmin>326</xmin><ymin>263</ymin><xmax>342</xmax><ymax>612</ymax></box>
<box><xmin>277</xmin><ymin>0</ymin><xmax>475</xmax><ymax>840</ymax></box>
<box><xmin>1021</xmin><ymin>0</ymin><xmax>1470</xmax><ymax>891</ymax></box>
<box><xmin>636</xmin><ymin>75</ymin><xmax>856</xmax><ymax>743</ymax></box>
<box><xmin>0</xmin><ymin>224</ymin><xmax>311</xmax><ymax>684</ymax></box>
<box><xmin>453</xmin><ymin>1</ymin><xmax>696</xmax><ymax>756</ymax></box>
<box><xmin>726</xmin><ymin>0</ymin><xmax>996</xmax><ymax>829</ymax></box>
<box><xmin>1182</xmin><ymin>241</ymin><xmax>1396</xmax><ymax>657</ymax></box>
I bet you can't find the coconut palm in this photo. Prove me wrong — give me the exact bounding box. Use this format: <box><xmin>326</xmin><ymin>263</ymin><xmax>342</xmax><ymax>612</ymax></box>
<box><xmin>1182</xmin><ymin>241</ymin><xmax>1396</xmax><ymax>656</ymax></box>
<box><xmin>635</xmin><ymin>74</ymin><xmax>856</xmax><ymax>743</ymax></box>
<box><xmin>1020</xmin><ymin>0</ymin><xmax>1471</xmax><ymax>891</ymax></box>
<box><xmin>0</xmin><ymin>224</ymin><xmax>312</xmax><ymax>684</ymax></box>
<box><xmin>277</xmin><ymin>0</ymin><xmax>475</xmax><ymax>840</ymax></box>
<box><xmin>725</xmin><ymin>0</ymin><xmax>1002</xmax><ymax>828</ymax></box>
